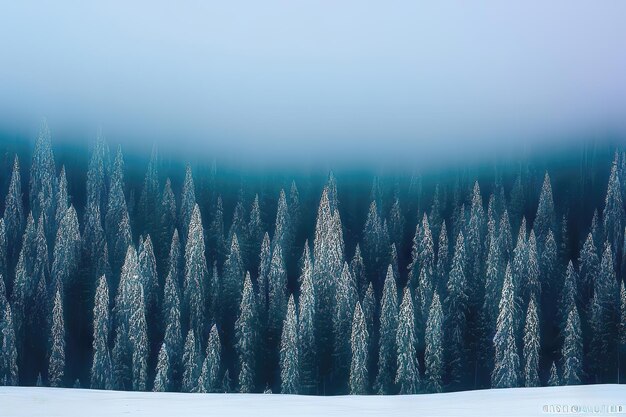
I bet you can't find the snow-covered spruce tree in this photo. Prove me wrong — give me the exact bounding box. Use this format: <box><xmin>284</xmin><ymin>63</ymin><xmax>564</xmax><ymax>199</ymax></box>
<box><xmin>184</xmin><ymin>204</ymin><xmax>207</xmax><ymax>340</ymax></box>
<box><xmin>228</xmin><ymin>198</ymin><xmax>250</xmax><ymax>268</ymax></box>
<box><xmin>540</xmin><ymin>230</ymin><xmax>558</xmax><ymax>294</ymax></box>
<box><xmin>560</xmin><ymin>261</ymin><xmax>578</xmax><ymax>328</ymax></box>
<box><xmin>280</xmin><ymin>295</ymin><xmax>299</xmax><ymax>394</ymax></box>
<box><xmin>524</xmin><ymin>230</ymin><xmax>540</xmax><ymax>305</ymax></box>
<box><xmin>498</xmin><ymin>210</ymin><xmax>513</xmax><ymax>268</ymax></box>
<box><xmin>375</xmin><ymin>265</ymin><xmax>398</xmax><ymax>394</ymax></box>
<box><xmin>312</xmin><ymin>187</ymin><xmax>345</xmax><ymax>384</ymax></box>
<box><xmin>272</xmin><ymin>189</ymin><xmax>291</xmax><ymax>257</ymax></box>
<box><xmin>483</xmin><ymin>217</ymin><xmax>502</xmax><ymax>359</ymax></box>
<box><xmin>208</xmin><ymin>195</ymin><xmax>226</xmax><ymax>267</ymax></box>
<box><xmin>82</xmin><ymin>200</ymin><xmax>105</xmax><ymax>268</ymax></box>
<box><xmin>138</xmin><ymin>235</ymin><xmax>159</xmax><ymax>331</ymax></box>
<box><xmin>0</xmin><ymin>304</ymin><xmax>19</xmax><ymax>386</ymax></box>
<box><xmin>603</xmin><ymin>158</ymin><xmax>624</xmax><ymax>267</ymax></box>
<box><xmin>162</xmin><ymin>231</ymin><xmax>182</xmax><ymax>324</ymax></box>
<box><xmin>159</xmin><ymin>178</ymin><xmax>177</xmax><ymax>269</ymax></box>
<box><xmin>112</xmin><ymin>245</ymin><xmax>141</xmax><ymax>390</ymax></box>
<box><xmin>363</xmin><ymin>200</ymin><xmax>388</xmax><ymax>289</ymax></box>
<box><xmin>590</xmin><ymin>243</ymin><xmax>619</xmax><ymax>381</ymax></box>
<box><xmin>248</xmin><ymin>195</ymin><xmax>264</xmax><ymax>272</ymax></box>
<box><xmin>466</xmin><ymin>181</ymin><xmax>485</xmax><ymax>310</ymax></box>
<box><xmin>562</xmin><ymin>305</ymin><xmax>583</xmax><ymax>385</ymax></box>
<box><xmin>349</xmin><ymin>302</ymin><xmax>369</xmax><ymax>395</ymax></box>
<box><xmin>85</xmin><ymin>131</ymin><xmax>110</xmax><ymax>232</ymax></box>
<box><xmin>424</xmin><ymin>292</ymin><xmax>444</xmax><ymax>393</ymax></box>
<box><xmin>48</xmin><ymin>289</ymin><xmax>65</xmax><ymax>387</ymax></box>
<box><xmin>129</xmin><ymin>282</ymin><xmax>148</xmax><ymax>391</ymax></box>
<box><xmin>298</xmin><ymin>242</ymin><xmax>317</xmax><ymax>394</ymax></box>
<box><xmin>105</xmin><ymin>146</ymin><xmax>133</xmax><ymax>276</ymax></box>
<box><xmin>257</xmin><ymin>232</ymin><xmax>271</xmax><ymax>326</ymax></box>
<box><xmin>578</xmin><ymin>232</ymin><xmax>599</xmax><ymax>310</ymax></box>
<box><xmin>395</xmin><ymin>287</ymin><xmax>420</xmax><ymax>394</ymax></box>
<box><xmin>534</xmin><ymin>172</ymin><xmax>555</xmax><ymax>254</ymax></box>
<box><xmin>334</xmin><ymin>262</ymin><xmax>357</xmax><ymax>392</ymax></box>
<box><xmin>12</xmin><ymin>213</ymin><xmax>36</xmax><ymax>336</ymax></box>
<box><xmin>91</xmin><ymin>275</ymin><xmax>113</xmax><ymax>390</ymax></box>
<box><xmin>435</xmin><ymin>221</ymin><xmax>449</xmax><ymax>295</ymax></box>
<box><xmin>181</xmin><ymin>330</ymin><xmax>199</xmax><ymax>393</ymax></box>
<box><xmin>236</xmin><ymin>273</ymin><xmax>258</xmax><ymax>393</ymax></box>
<box><xmin>179</xmin><ymin>164</ymin><xmax>196</xmax><ymax>245</ymax></box>
<box><xmin>362</xmin><ymin>282</ymin><xmax>375</xmax><ymax>339</ymax></box>
<box><xmin>350</xmin><ymin>244</ymin><xmax>367</xmax><ymax>300</ymax></box>
<box><xmin>268</xmin><ymin>244</ymin><xmax>288</xmax><ymax>365</ymax></box>
<box><xmin>408</xmin><ymin>214</ymin><xmax>433</xmax><ymax>294</ymax></box>
<box><xmin>30</xmin><ymin>119</ymin><xmax>58</xmax><ymax>245</ymax></box>
<box><xmin>54</xmin><ymin>166</ymin><xmax>67</xmax><ymax>230</ymax></box>
<box><xmin>153</xmin><ymin>342</ymin><xmax>170</xmax><ymax>392</ymax></box>
<box><xmin>430</xmin><ymin>184</ymin><xmax>443</xmax><ymax>245</ymax></box>
<box><xmin>51</xmin><ymin>205</ymin><xmax>80</xmax><ymax>291</ymax></box>
<box><xmin>4</xmin><ymin>155</ymin><xmax>24</xmax><ymax>263</ymax></box>
<box><xmin>523</xmin><ymin>295</ymin><xmax>540</xmax><ymax>387</ymax></box>
<box><xmin>548</xmin><ymin>361</ymin><xmax>560</xmax><ymax>386</ymax></box>
<box><xmin>199</xmin><ymin>324</ymin><xmax>221</xmax><ymax>393</ymax></box>
<box><xmin>163</xmin><ymin>291</ymin><xmax>182</xmax><ymax>389</ymax></box>
<box><xmin>444</xmin><ymin>231</ymin><xmax>468</xmax><ymax>388</ymax></box>
<box><xmin>222</xmin><ymin>233</ymin><xmax>244</xmax><ymax>342</ymax></box>
<box><xmin>492</xmin><ymin>263</ymin><xmax>520</xmax><ymax>389</ymax></box>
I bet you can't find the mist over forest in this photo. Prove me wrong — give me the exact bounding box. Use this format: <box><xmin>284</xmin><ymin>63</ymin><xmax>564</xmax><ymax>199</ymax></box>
<box><xmin>0</xmin><ymin>121</ymin><xmax>624</xmax><ymax>396</ymax></box>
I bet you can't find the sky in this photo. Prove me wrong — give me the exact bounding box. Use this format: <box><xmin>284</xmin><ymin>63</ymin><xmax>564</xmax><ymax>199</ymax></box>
<box><xmin>0</xmin><ymin>1</ymin><xmax>625</xmax><ymax>166</ymax></box>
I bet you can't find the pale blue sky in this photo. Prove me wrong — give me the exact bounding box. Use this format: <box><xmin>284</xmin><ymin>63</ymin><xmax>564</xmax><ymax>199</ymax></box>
<box><xmin>0</xmin><ymin>1</ymin><xmax>625</xmax><ymax>165</ymax></box>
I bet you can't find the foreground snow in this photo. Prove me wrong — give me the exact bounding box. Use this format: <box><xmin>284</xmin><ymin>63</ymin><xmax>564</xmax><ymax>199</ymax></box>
<box><xmin>0</xmin><ymin>384</ymin><xmax>624</xmax><ymax>417</ymax></box>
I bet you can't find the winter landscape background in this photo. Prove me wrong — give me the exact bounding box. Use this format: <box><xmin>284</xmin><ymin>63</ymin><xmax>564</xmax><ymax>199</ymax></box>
<box><xmin>0</xmin><ymin>124</ymin><xmax>625</xmax><ymax>399</ymax></box>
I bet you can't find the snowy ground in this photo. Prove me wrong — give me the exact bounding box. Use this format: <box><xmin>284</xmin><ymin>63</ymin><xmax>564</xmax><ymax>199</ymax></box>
<box><xmin>0</xmin><ymin>384</ymin><xmax>624</xmax><ymax>417</ymax></box>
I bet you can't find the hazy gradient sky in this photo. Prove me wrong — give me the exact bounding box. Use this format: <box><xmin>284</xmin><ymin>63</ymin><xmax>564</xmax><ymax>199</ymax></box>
<box><xmin>0</xmin><ymin>1</ymin><xmax>625</xmax><ymax>165</ymax></box>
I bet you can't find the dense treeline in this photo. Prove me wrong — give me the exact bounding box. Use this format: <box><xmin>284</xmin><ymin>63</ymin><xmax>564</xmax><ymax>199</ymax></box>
<box><xmin>0</xmin><ymin>121</ymin><xmax>625</xmax><ymax>395</ymax></box>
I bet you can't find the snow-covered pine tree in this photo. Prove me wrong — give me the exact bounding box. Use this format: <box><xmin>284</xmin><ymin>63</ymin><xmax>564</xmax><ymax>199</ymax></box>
<box><xmin>91</xmin><ymin>275</ymin><xmax>112</xmax><ymax>390</ymax></box>
<box><xmin>236</xmin><ymin>272</ymin><xmax>258</xmax><ymax>393</ymax></box>
<box><xmin>350</xmin><ymin>244</ymin><xmax>367</xmax><ymax>300</ymax></box>
<box><xmin>334</xmin><ymin>262</ymin><xmax>357</xmax><ymax>392</ymax></box>
<box><xmin>280</xmin><ymin>295</ymin><xmax>299</xmax><ymax>394</ymax></box>
<box><xmin>395</xmin><ymin>287</ymin><xmax>420</xmax><ymax>394</ymax></box>
<box><xmin>523</xmin><ymin>295</ymin><xmax>540</xmax><ymax>387</ymax></box>
<box><xmin>51</xmin><ymin>205</ymin><xmax>80</xmax><ymax>291</ymax></box>
<box><xmin>272</xmin><ymin>189</ymin><xmax>291</xmax><ymax>257</ymax></box>
<box><xmin>162</xmin><ymin>234</ymin><xmax>181</xmax><ymax>325</ymax></box>
<box><xmin>312</xmin><ymin>186</ymin><xmax>345</xmax><ymax>386</ymax></box>
<box><xmin>163</xmin><ymin>291</ymin><xmax>182</xmax><ymax>390</ymax></box>
<box><xmin>498</xmin><ymin>210</ymin><xmax>513</xmax><ymax>268</ymax></box>
<box><xmin>55</xmin><ymin>166</ymin><xmax>69</xmax><ymax>239</ymax></box>
<box><xmin>228</xmin><ymin>198</ymin><xmax>250</xmax><ymax>268</ymax></box>
<box><xmin>349</xmin><ymin>301</ymin><xmax>368</xmax><ymax>395</ymax></box>
<box><xmin>435</xmin><ymin>221</ymin><xmax>449</xmax><ymax>295</ymax></box>
<box><xmin>534</xmin><ymin>172</ymin><xmax>555</xmax><ymax>254</ymax></box>
<box><xmin>363</xmin><ymin>200</ymin><xmax>388</xmax><ymax>289</ymax></box>
<box><xmin>199</xmin><ymin>324</ymin><xmax>221</xmax><ymax>393</ymax></box>
<box><xmin>0</xmin><ymin>304</ymin><xmax>18</xmax><ymax>385</ymax></box>
<box><xmin>181</xmin><ymin>330</ymin><xmax>199</xmax><ymax>393</ymax></box>
<box><xmin>603</xmin><ymin>158</ymin><xmax>624</xmax><ymax>268</ymax></box>
<box><xmin>4</xmin><ymin>155</ymin><xmax>24</xmax><ymax>263</ymax></box>
<box><xmin>445</xmin><ymin>231</ymin><xmax>468</xmax><ymax>388</ymax></box>
<box><xmin>85</xmin><ymin>131</ymin><xmax>110</xmax><ymax>234</ymax></box>
<box><xmin>222</xmin><ymin>233</ymin><xmax>244</xmax><ymax>342</ymax></box>
<box><xmin>424</xmin><ymin>292</ymin><xmax>443</xmax><ymax>393</ymax></box>
<box><xmin>105</xmin><ymin>146</ymin><xmax>132</xmax><ymax>276</ymax></box>
<box><xmin>525</xmin><ymin>230</ymin><xmax>540</xmax><ymax>304</ymax></box>
<box><xmin>562</xmin><ymin>305</ymin><xmax>582</xmax><ymax>385</ymax></box>
<box><xmin>138</xmin><ymin>235</ymin><xmax>159</xmax><ymax>329</ymax></box>
<box><xmin>375</xmin><ymin>265</ymin><xmax>398</xmax><ymax>394</ymax></box>
<box><xmin>590</xmin><ymin>243</ymin><xmax>619</xmax><ymax>381</ymax></box>
<box><xmin>159</xmin><ymin>178</ymin><xmax>177</xmax><ymax>270</ymax></box>
<box><xmin>389</xmin><ymin>195</ymin><xmax>405</xmax><ymax>253</ymax></box>
<box><xmin>288</xmin><ymin>181</ymin><xmax>300</xmax><ymax>252</ymax></box>
<box><xmin>179</xmin><ymin>164</ymin><xmax>196</xmax><ymax>245</ymax></box>
<box><xmin>153</xmin><ymin>343</ymin><xmax>170</xmax><ymax>392</ymax></box>
<box><xmin>578</xmin><ymin>232</ymin><xmax>599</xmax><ymax>310</ymax></box>
<box><xmin>298</xmin><ymin>242</ymin><xmax>317</xmax><ymax>394</ymax></box>
<box><xmin>268</xmin><ymin>244</ymin><xmax>288</xmax><ymax>362</ymax></box>
<box><xmin>257</xmin><ymin>232</ymin><xmax>271</xmax><ymax>325</ymax></box>
<box><xmin>248</xmin><ymin>195</ymin><xmax>264</xmax><ymax>273</ymax></box>
<box><xmin>540</xmin><ymin>230</ymin><xmax>558</xmax><ymax>293</ymax></box>
<box><xmin>184</xmin><ymin>204</ymin><xmax>207</xmax><ymax>339</ymax></box>
<box><xmin>129</xmin><ymin>282</ymin><xmax>148</xmax><ymax>391</ymax></box>
<box><xmin>48</xmin><ymin>289</ymin><xmax>65</xmax><ymax>387</ymax></box>
<box><xmin>548</xmin><ymin>361</ymin><xmax>560</xmax><ymax>386</ymax></box>
<box><xmin>492</xmin><ymin>263</ymin><xmax>520</xmax><ymax>389</ymax></box>
<box><xmin>30</xmin><ymin>119</ymin><xmax>58</xmax><ymax>245</ymax></box>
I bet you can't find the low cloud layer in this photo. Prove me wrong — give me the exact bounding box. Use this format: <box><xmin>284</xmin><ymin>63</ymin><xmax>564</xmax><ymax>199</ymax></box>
<box><xmin>1</xmin><ymin>1</ymin><xmax>625</xmax><ymax>166</ymax></box>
